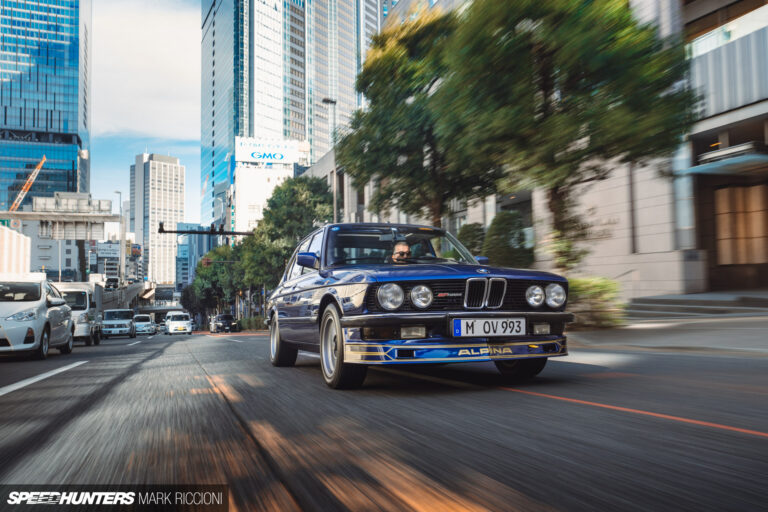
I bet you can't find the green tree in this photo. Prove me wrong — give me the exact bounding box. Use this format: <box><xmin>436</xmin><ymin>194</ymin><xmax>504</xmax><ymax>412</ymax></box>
<box><xmin>336</xmin><ymin>10</ymin><xmax>500</xmax><ymax>227</ymax></box>
<box><xmin>437</xmin><ymin>0</ymin><xmax>697</xmax><ymax>269</ymax></box>
<box><xmin>482</xmin><ymin>211</ymin><xmax>534</xmax><ymax>268</ymax></box>
<box><xmin>456</xmin><ymin>223</ymin><xmax>485</xmax><ymax>255</ymax></box>
<box><xmin>241</xmin><ymin>176</ymin><xmax>332</xmax><ymax>289</ymax></box>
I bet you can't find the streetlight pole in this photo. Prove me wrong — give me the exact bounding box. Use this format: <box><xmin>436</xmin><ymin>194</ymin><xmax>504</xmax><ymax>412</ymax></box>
<box><xmin>322</xmin><ymin>97</ymin><xmax>338</xmax><ymax>223</ymax></box>
<box><xmin>115</xmin><ymin>190</ymin><xmax>125</xmax><ymax>286</ymax></box>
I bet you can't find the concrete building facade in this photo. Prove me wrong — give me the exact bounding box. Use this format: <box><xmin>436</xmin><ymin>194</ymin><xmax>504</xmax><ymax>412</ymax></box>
<box><xmin>0</xmin><ymin>225</ymin><xmax>31</xmax><ymax>274</ymax></box>
<box><xmin>129</xmin><ymin>154</ymin><xmax>185</xmax><ymax>285</ymax></box>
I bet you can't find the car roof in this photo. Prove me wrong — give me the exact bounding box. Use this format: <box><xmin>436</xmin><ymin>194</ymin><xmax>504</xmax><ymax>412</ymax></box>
<box><xmin>325</xmin><ymin>222</ymin><xmax>442</xmax><ymax>231</ymax></box>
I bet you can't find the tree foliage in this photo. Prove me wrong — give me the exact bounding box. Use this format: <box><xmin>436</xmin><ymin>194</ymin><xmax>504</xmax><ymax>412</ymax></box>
<box><xmin>190</xmin><ymin>176</ymin><xmax>333</xmax><ymax>314</ymax></box>
<box><xmin>336</xmin><ymin>10</ymin><xmax>501</xmax><ymax>227</ymax></box>
<box><xmin>456</xmin><ymin>223</ymin><xmax>485</xmax><ymax>255</ymax></box>
<box><xmin>482</xmin><ymin>211</ymin><xmax>534</xmax><ymax>268</ymax></box>
<box><xmin>436</xmin><ymin>0</ymin><xmax>698</xmax><ymax>269</ymax></box>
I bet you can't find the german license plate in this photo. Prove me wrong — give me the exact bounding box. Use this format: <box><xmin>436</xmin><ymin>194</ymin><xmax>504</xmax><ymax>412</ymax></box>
<box><xmin>452</xmin><ymin>318</ymin><xmax>526</xmax><ymax>337</ymax></box>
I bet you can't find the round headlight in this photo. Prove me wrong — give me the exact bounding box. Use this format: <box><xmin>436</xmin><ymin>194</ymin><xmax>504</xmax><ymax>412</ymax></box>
<box><xmin>526</xmin><ymin>285</ymin><xmax>545</xmax><ymax>307</ymax></box>
<box><xmin>377</xmin><ymin>283</ymin><xmax>405</xmax><ymax>311</ymax></box>
<box><xmin>410</xmin><ymin>285</ymin><xmax>433</xmax><ymax>309</ymax></box>
<box><xmin>545</xmin><ymin>283</ymin><xmax>567</xmax><ymax>308</ymax></box>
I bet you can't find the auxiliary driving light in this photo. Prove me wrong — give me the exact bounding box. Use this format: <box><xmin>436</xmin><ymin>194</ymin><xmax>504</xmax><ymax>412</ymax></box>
<box><xmin>401</xmin><ymin>325</ymin><xmax>426</xmax><ymax>339</ymax></box>
<box><xmin>533</xmin><ymin>323</ymin><xmax>550</xmax><ymax>335</ymax></box>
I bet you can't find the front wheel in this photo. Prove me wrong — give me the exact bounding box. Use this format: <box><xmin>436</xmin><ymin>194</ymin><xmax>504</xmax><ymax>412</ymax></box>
<box><xmin>59</xmin><ymin>330</ymin><xmax>74</xmax><ymax>354</ymax></box>
<box><xmin>320</xmin><ymin>306</ymin><xmax>367</xmax><ymax>389</ymax></box>
<box><xmin>93</xmin><ymin>331</ymin><xmax>101</xmax><ymax>345</ymax></box>
<box><xmin>269</xmin><ymin>316</ymin><xmax>297</xmax><ymax>367</ymax></box>
<box><xmin>34</xmin><ymin>329</ymin><xmax>50</xmax><ymax>360</ymax></box>
<box><xmin>495</xmin><ymin>358</ymin><xmax>547</xmax><ymax>381</ymax></box>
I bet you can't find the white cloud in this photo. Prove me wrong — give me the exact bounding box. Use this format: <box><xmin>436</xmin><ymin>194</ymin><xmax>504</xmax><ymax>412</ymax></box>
<box><xmin>93</xmin><ymin>0</ymin><xmax>200</xmax><ymax>140</ymax></box>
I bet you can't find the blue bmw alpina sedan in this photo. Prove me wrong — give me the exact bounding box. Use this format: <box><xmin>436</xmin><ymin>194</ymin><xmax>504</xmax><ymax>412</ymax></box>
<box><xmin>266</xmin><ymin>223</ymin><xmax>573</xmax><ymax>389</ymax></box>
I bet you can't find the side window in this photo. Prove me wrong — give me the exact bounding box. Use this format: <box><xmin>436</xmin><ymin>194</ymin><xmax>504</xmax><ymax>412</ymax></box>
<box><xmin>302</xmin><ymin>231</ymin><xmax>323</xmax><ymax>274</ymax></box>
<box><xmin>43</xmin><ymin>283</ymin><xmax>53</xmax><ymax>299</ymax></box>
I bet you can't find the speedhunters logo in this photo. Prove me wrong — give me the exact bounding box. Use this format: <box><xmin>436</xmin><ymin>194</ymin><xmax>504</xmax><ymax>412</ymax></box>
<box><xmin>7</xmin><ymin>492</ymin><xmax>134</xmax><ymax>505</ymax></box>
<box><xmin>2</xmin><ymin>486</ymin><xmax>227</xmax><ymax>510</ymax></box>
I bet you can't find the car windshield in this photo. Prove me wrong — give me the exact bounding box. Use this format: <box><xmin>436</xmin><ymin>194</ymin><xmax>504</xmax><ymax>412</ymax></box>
<box><xmin>104</xmin><ymin>310</ymin><xmax>134</xmax><ymax>320</ymax></box>
<box><xmin>61</xmin><ymin>291</ymin><xmax>88</xmax><ymax>310</ymax></box>
<box><xmin>218</xmin><ymin>315</ymin><xmax>234</xmax><ymax>321</ymax></box>
<box><xmin>168</xmin><ymin>314</ymin><xmax>189</xmax><ymax>321</ymax></box>
<box><xmin>325</xmin><ymin>226</ymin><xmax>476</xmax><ymax>266</ymax></box>
<box><xmin>134</xmin><ymin>315</ymin><xmax>151</xmax><ymax>323</ymax></box>
<box><xmin>0</xmin><ymin>282</ymin><xmax>41</xmax><ymax>302</ymax></box>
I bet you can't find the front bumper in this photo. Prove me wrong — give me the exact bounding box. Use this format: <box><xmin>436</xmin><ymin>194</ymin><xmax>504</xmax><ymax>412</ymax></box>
<box><xmin>103</xmin><ymin>327</ymin><xmax>131</xmax><ymax>336</ymax></box>
<box><xmin>74</xmin><ymin>323</ymin><xmax>92</xmax><ymax>338</ymax></box>
<box><xmin>0</xmin><ymin>322</ymin><xmax>38</xmax><ymax>352</ymax></box>
<box><xmin>340</xmin><ymin>311</ymin><xmax>573</xmax><ymax>365</ymax></box>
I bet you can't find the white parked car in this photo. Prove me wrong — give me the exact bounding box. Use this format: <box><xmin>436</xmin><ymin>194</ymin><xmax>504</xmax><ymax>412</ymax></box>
<box><xmin>166</xmin><ymin>313</ymin><xmax>192</xmax><ymax>335</ymax></box>
<box><xmin>102</xmin><ymin>309</ymin><xmax>136</xmax><ymax>339</ymax></box>
<box><xmin>133</xmin><ymin>314</ymin><xmax>155</xmax><ymax>335</ymax></box>
<box><xmin>0</xmin><ymin>274</ymin><xmax>74</xmax><ymax>359</ymax></box>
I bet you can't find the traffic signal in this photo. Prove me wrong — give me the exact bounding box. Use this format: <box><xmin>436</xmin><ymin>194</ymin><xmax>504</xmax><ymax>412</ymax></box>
<box><xmin>202</xmin><ymin>257</ymin><xmax>212</xmax><ymax>268</ymax></box>
<box><xmin>210</xmin><ymin>223</ymin><xmax>216</xmax><ymax>233</ymax></box>
<box><xmin>158</xmin><ymin>222</ymin><xmax>165</xmax><ymax>233</ymax></box>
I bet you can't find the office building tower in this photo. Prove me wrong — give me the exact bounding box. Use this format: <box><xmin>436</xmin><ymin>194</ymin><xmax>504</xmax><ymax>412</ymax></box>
<box><xmin>0</xmin><ymin>0</ymin><xmax>92</xmax><ymax>211</ymax></box>
<box><xmin>200</xmin><ymin>0</ymin><xmax>382</xmax><ymax>227</ymax></box>
<box><xmin>129</xmin><ymin>154</ymin><xmax>185</xmax><ymax>285</ymax></box>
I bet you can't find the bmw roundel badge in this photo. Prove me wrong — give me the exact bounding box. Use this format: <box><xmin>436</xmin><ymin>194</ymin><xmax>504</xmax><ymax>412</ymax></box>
<box><xmin>476</xmin><ymin>268</ymin><xmax>490</xmax><ymax>274</ymax></box>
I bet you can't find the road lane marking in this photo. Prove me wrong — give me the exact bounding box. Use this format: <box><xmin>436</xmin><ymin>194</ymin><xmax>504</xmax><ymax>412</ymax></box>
<box><xmin>0</xmin><ymin>361</ymin><xmax>88</xmax><ymax>397</ymax></box>
<box><xmin>148</xmin><ymin>336</ymin><xmax>154</xmax><ymax>339</ymax></box>
<box><xmin>226</xmin><ymin>338</ymin><xmax>244</xmax><ymax>343</ymax></box>
<box><xmin>128</xmin><ymin>340</ymin><xmax>142</xmax><ymax>346</ymax></box>
<box><xmin>503</xmin><ymin>388</ymin><xmax>768</xmax><ymax>440</ymax></box>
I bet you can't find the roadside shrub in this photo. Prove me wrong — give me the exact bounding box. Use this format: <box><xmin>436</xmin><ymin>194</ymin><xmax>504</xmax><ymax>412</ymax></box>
<box><xmin>457</xmin><ymin>223</ymin><xmax>485</xmax><ymax>254</ymax></box>
<box><xmin>482</xmin><ymin>211</ymin><xmax>534</xmax><ymax>268</ymax></box>
<box><xmin>237</xmin><ymin>316</ymin><xmax>267</xmax><ymax>331</ymax></box>
<box><xmin>567</xmin><ymin>277</ymin><xmax>624</xmax><ymax>328</ymax></box>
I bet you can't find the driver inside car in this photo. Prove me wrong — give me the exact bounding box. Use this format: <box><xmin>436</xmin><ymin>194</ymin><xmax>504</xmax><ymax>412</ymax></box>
<box><xmin>391</xmin><ymin>242</ymin><xmax>411</xmax><ymax>263</ymax></box>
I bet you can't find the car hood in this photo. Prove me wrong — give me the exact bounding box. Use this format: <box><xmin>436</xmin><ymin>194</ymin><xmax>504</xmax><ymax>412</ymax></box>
<box><xmin>330</xmin><ymin>263</ymin><xmax>566</xmax><ymax>283</ymax></box>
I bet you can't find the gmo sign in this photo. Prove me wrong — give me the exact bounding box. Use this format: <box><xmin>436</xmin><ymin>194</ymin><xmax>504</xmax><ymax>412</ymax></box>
<box><xmin>251</xmin><ymin>152</ymin><xmax>284</xmax><ymax>161</ymax></box>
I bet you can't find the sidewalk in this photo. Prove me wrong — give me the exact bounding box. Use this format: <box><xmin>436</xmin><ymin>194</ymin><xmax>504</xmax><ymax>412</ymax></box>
<box><xmin>568</xmin><ymin>315</ymin><xmax>768</xmax><ymax>355</ymax></box>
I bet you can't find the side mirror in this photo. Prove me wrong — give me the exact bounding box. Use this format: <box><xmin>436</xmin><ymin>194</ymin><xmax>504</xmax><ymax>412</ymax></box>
<box><xmin>297</xmin><ymin>252</ymin><xmax>319</xmax><ymax>269</ymax></box>
<box><xmin>475</xmin><ymin>256</ymin><xmax>490</xmax><ymax>265</ymax></box>
<box><xmin>47</xmin><ymin>297</ymin><xmax>66</xmax><ymax>307</ymax></box>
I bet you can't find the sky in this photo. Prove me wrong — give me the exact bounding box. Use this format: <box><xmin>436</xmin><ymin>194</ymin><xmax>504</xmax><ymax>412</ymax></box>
<box><xmin>90</xmin><ymin>0</ymin><xmax>201</xmax><ymax>224</ymax></box>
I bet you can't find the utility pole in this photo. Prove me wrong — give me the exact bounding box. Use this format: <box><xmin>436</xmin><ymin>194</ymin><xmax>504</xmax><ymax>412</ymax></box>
<box><xmin>322</xmin><ymin>97</ymin><xmax>338</xmax><ymax>223</ymax></box>
<box><xmin>115</xmin><ymin>190</ymin><xmax>125</xmax><ymax>285</ymax></box>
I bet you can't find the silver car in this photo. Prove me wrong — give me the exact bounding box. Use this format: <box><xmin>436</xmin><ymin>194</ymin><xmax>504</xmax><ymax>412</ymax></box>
<box><xmin>0</xmin><ymin>275</ymin><xmax>74</xmax><ymax>359</ymax></box>
<box><xmin>133</xmin><ymin>314</ymin><xmax>155</xmax><ymax>335</ymax></box>
<box><xmin>102</xmin><ymin>309</ymin><xmax>136</xmax><ymax>339</ymax></box>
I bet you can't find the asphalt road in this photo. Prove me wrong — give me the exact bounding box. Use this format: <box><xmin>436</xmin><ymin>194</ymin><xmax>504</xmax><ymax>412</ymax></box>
<box><xmin>0</xmin><ymin>332</ymin><xmax>766</xmax><ymax>511</ymax></box>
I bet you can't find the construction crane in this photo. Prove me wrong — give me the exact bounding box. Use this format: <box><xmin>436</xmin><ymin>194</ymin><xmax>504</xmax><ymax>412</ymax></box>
<box><xmin>9</xmin><ymin>155</ymin><xmax>46</xmax><ymax>212</ymax></box>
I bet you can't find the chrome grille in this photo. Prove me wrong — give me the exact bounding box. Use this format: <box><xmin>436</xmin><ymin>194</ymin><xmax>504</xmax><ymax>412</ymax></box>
<box><xmin>464</xmin><ymin>278</ymin><xmax>487</xmax><ymax>309</ymax></box>
<box><xmin>486</xmin><ymin>278</ymin><xmax>507</xmax><ymax>308</ymax></box>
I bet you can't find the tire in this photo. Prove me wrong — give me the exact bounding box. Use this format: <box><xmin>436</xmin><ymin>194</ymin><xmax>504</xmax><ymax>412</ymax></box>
<box><xmin>103</xmin><ymin>335</ymin><xmax>109</xmax><ymax>340</ymax></box>
<box><xmin>93</xmin><ymin>331</ymin><xmax>101</xmax><ymax>346</ymax></box>
<box><xmin>319</xmin><ymin>306</ymin><xmax>367</xmax><ymax>389</ymax></box>
<box><xmin>130</xmin><ymin>329</ymin><xmax>136</xmax><ymax>339</ymax></box>
<box><xmin>85</xmin><ymin>333</ymin><xmax>93</xmax><ymax>346</ymax></box>
<box><xmin>494</xmin><ymin>358</ymin><xmax>548</xmax><ymax>381</ymax></box>
<box><xmin>269</xmin><ymin>315</ymin><xmax>297</xmax><ymax>367</ymax></box>
<box><xmin>59</xmin><ymin>329</ymin><xmax>74</xmax><ymax>354</ymax></box>
<box><xmin>188</xmin><ymin>332</ymin><xmax>192</xmax><ymax>336</ymax></box>
<box><xmin>34</xmin><ymin>328</ymin><xmax>50</xmax><ymax>360</ymax></box>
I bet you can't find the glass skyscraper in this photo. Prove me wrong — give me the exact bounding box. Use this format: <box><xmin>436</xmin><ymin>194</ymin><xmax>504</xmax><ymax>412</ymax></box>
<box><xmin>200</xmin><ymin>0</ymin><xmax>382</xmax><ymax>224</ymax></box>
<box><xmin>0</xmin><ymin>0</ymin><xmax>92</xmax><ymax>212</ymax></box>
